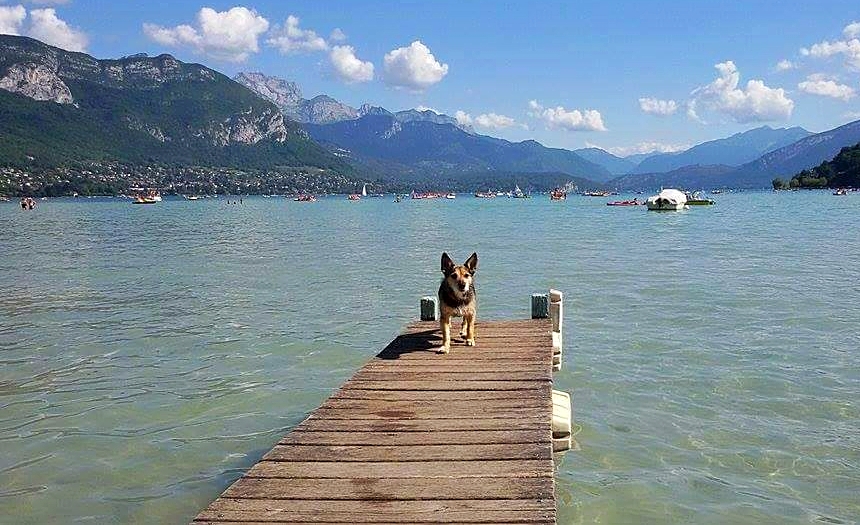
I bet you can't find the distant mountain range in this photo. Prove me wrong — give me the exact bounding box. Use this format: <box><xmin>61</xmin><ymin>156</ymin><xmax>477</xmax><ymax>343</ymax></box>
<box><xmin>630</xmin><ymin>126</ymin><xmax>812</xmax><ymax>174</ymax></box>
<box><xmin>303</xmin><ymin>114</ymin><xmax>612</xmax><ymax>189</ymax></box>
<box><xmin>235</xmin><ymin>72</ymin><xmax>469</xmax><ymax>130</ymax></box>
<box><xmin>3</xmin><ymin>35</ymin><xmax>860</xmax><ymax>196</ymax></box>
<box><xmin>572</xmin><ymin>148</ymin><xmax>638</xmax><ymax>179</ymax></box>
<box><xmin>0</xmin><ymin>35</ymin><xmax>350</xmax><ymax>176</ymax></box>
<box><xmin>609</xmin><ymin>120</ymin><xmax>860</xmax><ymax>190</ymax></box>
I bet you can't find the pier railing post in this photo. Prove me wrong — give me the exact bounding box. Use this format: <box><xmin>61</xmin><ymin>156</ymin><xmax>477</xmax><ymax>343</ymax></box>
<box><xmin>531</xmin><ymin>293</ymin><xmax>549</xmax><ymax>319</ymax></box>
<box><xmin>420</xmin><ymin>296</ymin><xmax>438</xmax><ymax>321</ymax></box>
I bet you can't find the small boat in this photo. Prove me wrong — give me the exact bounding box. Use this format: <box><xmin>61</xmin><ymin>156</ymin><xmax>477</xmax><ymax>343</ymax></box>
<box><xmin>474</xmin><ymin>191</ymin><xmax>496</xmax><ymax>199</ymax></box>
<box><xmin>685</xmin><ymin>191</ymin><xmax>714</xmax><ymax>205</ymax></box>
<box><xmin>646</xmin><ymin>189</ymin><xmax>687</xmax><ymax>211</ymax></box>
<box><xmin>361</xmin><ymin>183</ymin><xmax>368</xmax><ymax>197</ymax></box>
<box><xmin>445</xmin><ymin>193</ymin><xmax>456</xmax><ymax>199</ymax></box>
<box><xmin>393</xmin><ymin>194</ymin><xmax>403</xmax><ymax>203</ymax></box>
<box><xmin>550</xmin><ymin>188</ymin><xmax>567</xmax><ymax>200</ymax></box>
<box><xmin>583</xmin><ymin>190</ymin><xmax>611</xmax><ymax>197</ymax></box>
<box><xmin>183</xmin><ymin>195</ymin><xmax>200</xmax><ymax>200</ymax></box>
<box><xmin>833</xmin><ymin>188</ymin><xmax>848</xmax><ymax>196</ymax></box>
<box><xmin>512</xmin><ymin>185</ymin><xmax>530</xmax><ymax>198</ymax></box>
<box><xmin>607</xmin><ymin>198</ymin><xmax>640</xmax><ymax>206</ymax></box>
<box><xmin>132</xmin><ymin>196</ymin><xmax>158</xmax><ymax>205</ymax></box>
<box><xmin>348</xmin><ymin>194</ymin><xmax>361</xmax><ymax>201</ymax></box>
<box><xmin>294</xmin><ymin>194</ymin><xmax>317</xmax><ymax>202</ymax></box>
<box><xmin>132</xmin><ymin>189</ymin><xmax>161</xmax><ymax>204</ymax></box>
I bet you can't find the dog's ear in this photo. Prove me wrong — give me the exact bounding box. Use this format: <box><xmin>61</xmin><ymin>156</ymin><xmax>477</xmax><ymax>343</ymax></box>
<box><xmin>441</xmin><ymin>252</ymin><xmax>455</xmax><ymax>275</ymax></box>
<box><xmin>464</xmin><ymin>252</ymin><xmax>478</xmax><ymax>273</ymax></box>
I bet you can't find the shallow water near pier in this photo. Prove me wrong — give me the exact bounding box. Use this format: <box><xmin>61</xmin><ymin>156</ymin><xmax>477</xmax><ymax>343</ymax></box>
<box><xmin>1</xmin><ymin>191</ymin><xmax>858</xmax><ymax>524</ymax></box>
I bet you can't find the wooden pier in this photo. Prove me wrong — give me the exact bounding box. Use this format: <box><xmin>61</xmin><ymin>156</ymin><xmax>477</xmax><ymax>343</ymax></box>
<box><xmin>193</xmin><ymin>292</ymin><xmax>570</xmax><ymax>524</ymax></box>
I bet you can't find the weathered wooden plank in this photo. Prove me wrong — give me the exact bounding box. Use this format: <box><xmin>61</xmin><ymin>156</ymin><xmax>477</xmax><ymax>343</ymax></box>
<box><xmin>320</xmin><ymin>398</ymin><xmax>551</xmax><ymax>411</ymax></box>
<box><xmin>222</xmin><ymin>476</ymin><xmax>554</xmax><ymax>501</ymax></box>
<box><xmin>330</xmin><ymin>389</ymin><xmax>550</xmax><ymax>401</ymax></box>
<box><xmin>310</xmin><ymin>406</ymin><xmax>549</xmax><ymax>421</ymax></box>
<box><xmin>263</xmin><ymin>443</ymin><xmax>552</xmax><ymax>462</ymax></box>
<box><xmin>351</xmin><ymin>370</ymin><xmax>551</xmax><ymax>382</ymax></box>
<box><xmin>280</xmin><ymin>429</ymin><xmax>548</xmax><ymax>446</ymax></box>
<box><xmin>340</xmin><ymin>380</ymin><xmax>549</xmax><ymax>391</ymax></box>
<box><xmin>246</xmin><ymin>459</ymin><xmax>553</xmax><ymax>479</ymax></box>
<box><xmin>295</xmin><ymin>417</ymin><xmax>550</xmax><ymax>433</ymax></box>
<box><xmin>194</xmin><ymin>498</ymin><xmax>555</xmax><ymax>523</ymax></box>
<box><xmin>196</xmin><ymin>521</ymin><xmax>553</xmax><ymax>525</ymax></box>
<box><xmin>364</xmin><ymin>359</ymin><xmax>549</xmax><ymax>370</ymax></box>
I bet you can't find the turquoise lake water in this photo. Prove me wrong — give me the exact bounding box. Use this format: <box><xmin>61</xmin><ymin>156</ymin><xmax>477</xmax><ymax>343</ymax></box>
<box><xmin>1</xmin><ymin>191</ymin><xmax>858</xmax><ymax>524</ymax></box>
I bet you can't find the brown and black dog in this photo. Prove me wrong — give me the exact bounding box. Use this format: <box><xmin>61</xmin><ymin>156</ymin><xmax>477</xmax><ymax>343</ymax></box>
<box><xmin>437</xmin><ymin>252</ymin><xmax>478</xmax><ymax>354</ymax></box>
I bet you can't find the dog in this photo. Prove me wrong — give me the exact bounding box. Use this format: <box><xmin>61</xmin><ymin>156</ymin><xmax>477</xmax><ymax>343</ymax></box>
<box><xmin>436</xmin><ymin>252</ymin><xmax>478</xmax><ymax>354</ymax></box>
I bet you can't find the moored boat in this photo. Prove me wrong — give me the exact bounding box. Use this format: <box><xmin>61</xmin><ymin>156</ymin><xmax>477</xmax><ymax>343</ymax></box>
<box><xmin>550</xmin><ymin>188</ymin><xmax>567</xmax><ymax>200</ymax></box>
<box><xmin>646</xmin><ymin>189</ymin><xmax>687</xmax><ymax>211</ymax></box>
<box><xmin>685</xmin><ymin>191</ymin><xmax>715</xmax><ymax>205</ymax></box>
<box><xmin>512</xmin><ymin>185</ymin><xmax>530</xmax><ymax>198</ymax></box>
<box><xmin>607</xmin><ymin>198</ymin><xmax>640</xmax><ymax>206</ymax></box>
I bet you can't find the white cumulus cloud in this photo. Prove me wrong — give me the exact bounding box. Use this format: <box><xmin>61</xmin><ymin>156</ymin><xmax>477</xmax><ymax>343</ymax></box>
<box><xmin>639</xmin><ymin>97</ymin><xmax>678</xmax><ymax>116</ymax></box>
<box><xmin>143</xmin><ymin>7</ymin><xmax>269</xmax><ymax>63</ymax></box>
<box><xmin>689</xmin><ymin>60</ymin><xmax>794</xmax><ymax>123</ymax></box>
<box><xmin>455</xmin><ymin>110</ymin><xmax>516</xmax><ymax>130</ymax></box>
<box><xmin>329</xmin><ymin>28</ymin><xmax>347</xmax><ymax>43</ymax></box>
<box><xmin>383</xmin><ymin>41</ymin><xmax>448</xmax><ymax>91</ymax></box>
<box><xmin>775</xmin><ymin>59</ymin><xmax>796</xmax><ymax>71</ymax></box>
<box><xmin>27</xmin><ymin>7</ymin><xmax>87</xmax><ymax>52</ymax></box>
<box><xmin>842</xmin><ymin>21</ymin><xmax>860</xmax><ymax>39</ymax></box>
<box><xmin>329</xmin><ymin>45</ymin><xmax>373</xmax><ymax>83</ymax></box>
<box><xmin>528</xmin><ymin>100</ymin><xmax>607</xmax><ymax>132</ymax></box>
<box><xmin>798</xmin><ymin>74</ymin><xmax>855</xmax><ymax>101</ymax></box>
<box><xmin>0</xmin><ymin>5</ymin><xmax>26</xmax><ymax>35</ymax></box>
<box><xmin>267</xmin><ymin>15</ymin><xmax>327</xmax><ymax>55</ymax></box>
<box><xmin>801</xmin><ymin>21</ymin><xmax>860</xmax><ymax>71</ymax></box>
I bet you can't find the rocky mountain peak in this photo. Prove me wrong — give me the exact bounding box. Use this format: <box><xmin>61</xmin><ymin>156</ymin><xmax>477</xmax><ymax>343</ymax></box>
<box><xmin>234</xmin><ymin>71</ymin><xmax>303</xmax><ymax>109</ymax></box>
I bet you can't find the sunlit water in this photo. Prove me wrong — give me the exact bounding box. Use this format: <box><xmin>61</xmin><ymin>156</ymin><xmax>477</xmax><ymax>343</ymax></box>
<box><xmin>1</xmin><ymin>192</ymin><xmax>858</xmax><ymax>524</ymax></box>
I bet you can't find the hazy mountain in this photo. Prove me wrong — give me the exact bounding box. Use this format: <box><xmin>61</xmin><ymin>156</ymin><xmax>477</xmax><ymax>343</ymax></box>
<box><xmin>632</xmin><ymin>126</ymin><xmax>812</xmax><ymax>174</ymax></box>
<box><xmin>235</xmin><ymin>72</ymin><xmax>359</xmax><ymax>124</ymax></box>
<box><xmin>236</xmin><ymin>71</ymin><xmax>472</xmax><ymax>131</ymax></box>
<box><xmin>608</xmin><ymin>165</ymin><xmax>736</xmax><ymax>191</ymax></box>
<box><xmin>609</xmin><ymin>119</ymin><xmax>860</xmax><ymax>190</ymax></box>
<box><xmin>304</xmin><ymin>114</ymin><xmax>612</xmax><ymax>187</ymax></box>
<box><xmin>573</xmin><ymin>147</ymin><xmax>638</xmax><ymax>179</ymax></box>
<box><xmin>724</xmin><ymin>119</ymin><xmax>860</xmax><ymax>188</ymax></box>
<box><xmin>0</xmin><ymin>35</ymin><xmax>350</xmax><ymax>174</ymax></box>
<box><xmin>394</xmin><ymin>108</ymin><xmax>460</xmax><ymax>127</ymax></box>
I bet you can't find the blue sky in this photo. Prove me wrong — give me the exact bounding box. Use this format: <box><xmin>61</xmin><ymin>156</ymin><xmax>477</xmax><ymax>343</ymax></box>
<box><xmin>2</xmin><ymin>0</ymin><xmax>860</xmax><ymax>155</ymax></box>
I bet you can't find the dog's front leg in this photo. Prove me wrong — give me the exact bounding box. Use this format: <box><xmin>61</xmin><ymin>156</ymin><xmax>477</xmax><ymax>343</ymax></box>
<box><xmin>437</xmin><ymin>315</ymin><xmax>451</xmax><ymax>354</ymax></box>
<box><xmin>464</xmin><ymin>312</ymin><xmax>476</xmax><ymax>346</ymax></box>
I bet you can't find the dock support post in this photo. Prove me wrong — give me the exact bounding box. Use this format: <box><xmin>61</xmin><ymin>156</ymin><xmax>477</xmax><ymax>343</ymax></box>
<box><xmin>420</xmin><ymin>296</ymin><xmax>438</xmax><ymax>321</ymax></box>
<box><xmin>531</xmin><ymin>293</ymin><xmax>549</xmax><ymax>319</ymax></box>
<box><xmin>549</xmin><ymin>289</ymin><xmax>563</xmax><ymax>371</ymax></box>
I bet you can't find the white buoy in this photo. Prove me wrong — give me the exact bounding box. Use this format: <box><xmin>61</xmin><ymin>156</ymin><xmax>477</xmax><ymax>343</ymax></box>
<box><xmin>552</xmin><ymin>390</ymin><xmax>572</xmax><ymax>452</ymax></box>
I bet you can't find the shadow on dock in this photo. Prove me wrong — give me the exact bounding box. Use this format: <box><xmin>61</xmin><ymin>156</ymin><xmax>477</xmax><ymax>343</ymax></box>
<box><xmin>375</xmin><ymin>329</ymin><xmax>439</xmax><ymax>359</ymax></box>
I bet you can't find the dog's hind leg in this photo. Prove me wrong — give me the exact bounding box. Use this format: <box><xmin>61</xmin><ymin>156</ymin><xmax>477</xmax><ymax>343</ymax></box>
<box><xmin>464</xmin><ymin>312</ymin><xmax>476</xmax><ymax>346</ymax></box>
